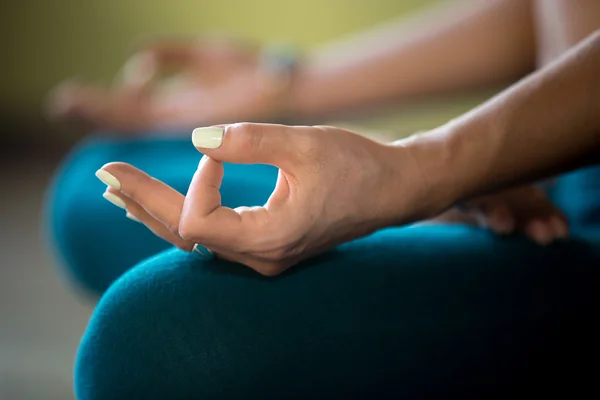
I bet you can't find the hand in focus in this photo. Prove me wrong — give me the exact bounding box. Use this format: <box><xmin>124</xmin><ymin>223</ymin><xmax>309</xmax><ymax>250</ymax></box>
<box><xmin>95</xmin><ymin>123</ymin><xmax>437</xmax><ymax>275</ymax></box>
<box><xmin>427</xmin><ymin>185</ymin><xmax>569</xmax><ymax>245</ymax></box>
<box><xmin>47</xmin><ymin>37</ymin><xmax>287</xmax><ymax>133</ymax></box>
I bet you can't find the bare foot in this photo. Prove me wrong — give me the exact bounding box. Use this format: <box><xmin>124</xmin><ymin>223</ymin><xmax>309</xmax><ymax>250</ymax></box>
<box><xmin>427</xmin><ymin>185</ymin><xmax>569</xmax><ymax>245</ymax></box>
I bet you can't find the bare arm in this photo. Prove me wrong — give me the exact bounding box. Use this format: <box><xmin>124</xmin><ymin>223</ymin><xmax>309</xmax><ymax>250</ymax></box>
<box><xmin>404</xmin><ymin>30</ymin><xmax>600</xmax><ymax>210</ymax></box>
<box><xmin>535</xmin><ymin>0</ymin><xmax>600</xmax><ymax>66</ymax></box>
<box><xmin>289</xmin><ymin>0</ymin><xmax>535</xmax><ymax>117</ymax></box>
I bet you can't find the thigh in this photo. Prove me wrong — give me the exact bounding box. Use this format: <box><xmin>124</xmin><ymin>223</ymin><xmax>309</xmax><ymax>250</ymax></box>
<box><xmin>46</xmin><ymin>135</ymin><xmax>278</xmax><ymax>294</ymax></box>
<box><xmin>75</xmin><ymin>225</ymin><xmax>600</xmax><ymax>399</ymax></box>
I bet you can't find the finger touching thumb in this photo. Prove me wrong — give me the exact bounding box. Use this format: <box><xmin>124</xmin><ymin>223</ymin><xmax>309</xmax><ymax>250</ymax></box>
<box><xmin>191</xmin><ymin>123</ymin><xmax>303</xmax><ymax>169</ymax></box>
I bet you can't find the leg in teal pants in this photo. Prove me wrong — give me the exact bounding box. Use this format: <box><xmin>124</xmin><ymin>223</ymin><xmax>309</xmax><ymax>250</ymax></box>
<box><xmin>74</xmin><ymin>227</ymin><xmax>600</xmax><ymax>399</ymax></box>
<box><xmin>47</xmin><ymin>137</ymin><xmax>600</xmax><ymax>398</ymax></box>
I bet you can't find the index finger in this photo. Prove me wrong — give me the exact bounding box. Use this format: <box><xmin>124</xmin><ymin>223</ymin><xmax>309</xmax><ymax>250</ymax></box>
<box><xmin>179</xmin><ymin>156</ymin><xmax>250</xmax><ymax>246</ymax></box>
<box><xmin>179</xmin><ymin>155</ymin><xmax>294</xmax><ymax>254</ymax></box>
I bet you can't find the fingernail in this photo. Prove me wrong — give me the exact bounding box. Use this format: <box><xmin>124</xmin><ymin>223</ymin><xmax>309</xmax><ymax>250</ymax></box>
<box><xmin>125</xmin><ymin>212</ymin><xmax>141</xmax><ymax>222</ymax></box>
<box><xmin>192</xmin><ymin>127</ymin><xmax>224</xmax><ymax>149</ymax></box>
<box><xmin>192</xmin><ymin>243</ymin><xmax>214</xmax><ymax>261</ymax></box>
<box><xmin>103</xmin><ymin>192</ymin><xmax>126</xmax><ymax>209</ymax></box>
<box><xmin>95</xmin><ymin>169</ymin><xmax>121</xmax><ymax>190</ymax></box>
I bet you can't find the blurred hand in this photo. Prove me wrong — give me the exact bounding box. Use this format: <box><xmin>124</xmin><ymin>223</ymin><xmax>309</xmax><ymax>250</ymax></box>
<box><xmin>47</xmin><ymin>37</ymin><xmax>287</xmax><ymax>133</ymax></box>
<box><xmin>427</xmin><ymin>185</ymin><xmax>569</xmax><ymax>245</ymax></box>
<box><xmin>95</xmin><ymin>123</ymin><xmax>439</xmax><ymax>275</ymax></box>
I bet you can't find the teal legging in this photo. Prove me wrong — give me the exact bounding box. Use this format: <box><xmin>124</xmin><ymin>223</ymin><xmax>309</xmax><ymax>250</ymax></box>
<box><xmin>46</xmin><ymin>136</ymin><xmax>600</xmax><ymax>399</ymax></box>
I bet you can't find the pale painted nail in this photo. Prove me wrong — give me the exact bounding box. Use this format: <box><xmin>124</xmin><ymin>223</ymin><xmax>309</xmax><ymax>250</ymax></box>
<box><xmin>103</xmin><ymin>192</ymin><xmax>126</xmax><ymax>209</ymax></box>
<box><xmin>192</xmin><ymin>127</ymin><xmax>224</xmax><ymax>149</ymax></box>
<box><xmin>95</xmin><ymin>169</ymin><xmax>121</xmax><ymax>190</ymax></box>
<box><xmin>125</xmin><ymin>212</ymin><xmax>141</xmax><ymax>222</ymax></box>
<box><xmin>192</xmin><ymin>243</ymin><xmax>214</xmax><ymax>261</ymax></box>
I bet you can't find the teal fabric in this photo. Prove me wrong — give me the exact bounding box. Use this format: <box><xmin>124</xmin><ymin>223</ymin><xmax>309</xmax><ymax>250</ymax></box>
<box><xmin>45</xmin><ymin>137</ymin><xmax>600</xmax><ymax>398</ymax></box>
<box><xmin>552</xmin><ymin>165</ymin><xmax>600</xmax><ymax>229</ymax></box>
<box><xmin>75</xmin><ymin>227</ymin><xmax>600</xmax><ymax>399</ymax></box>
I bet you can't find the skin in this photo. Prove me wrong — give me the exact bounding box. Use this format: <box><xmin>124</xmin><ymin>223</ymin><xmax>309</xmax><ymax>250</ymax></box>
<box><xmin>96</xmin><ymin>29</ymin><xmax>600</xmax><ymax>276</ymax></box>
<box><xmin>63</xmin><ymin>1</ymin><xmax>598</xmax><ymax>247</ymax></box>
<box><xmin>100</xmin><ymin>123</ymin><xmax>431</xmax><ymax>275</ymax></box>
<box><xmin>427</xmin><ymin>186</ymin><xmax>569</xmax><ymax>245</ymax></box>
<box><xmin>431</xmin><ymin>0</ymin><xmax>600</xmax><ymax>241</ymax></box>
<box><xmin>49</xmin><ymin>0</ymin><xmax>536</xmax><ymax>130</ymax></box>
<box><xmin>47</xmin><ymin>37</ymin><xmax>277</xmax><ymax>132</ymax></box>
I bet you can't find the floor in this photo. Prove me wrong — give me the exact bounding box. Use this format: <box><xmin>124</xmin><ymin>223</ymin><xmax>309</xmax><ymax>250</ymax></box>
<box><xmin>0</xmin><ymin>153</ymin><xmax>94</xmax><ymax>400</ymax></box>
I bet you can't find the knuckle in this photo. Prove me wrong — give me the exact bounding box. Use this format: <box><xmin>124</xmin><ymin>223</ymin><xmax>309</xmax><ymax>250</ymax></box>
<box><xmin>167</xmin><ymin>222</ymin><xmax>181</xmax><ymax>238</ymax></box>
<box><xmin>176</xmin><ymin>219</ymin><xmax>197</xmax><ymax>241</ymax></box>
<box><xmin>177</xmin><ymin>218</ymin><xmax>211</xmax><ymax>242</ymax></box>
<box><xmin>231</xmin><ymin>122</ymin><xmax>254</xmax><ymax>136</ymax></box>
<box><xmin>230</xmin><ymin>123</ymin><xmax>262</xmax><ymax>154</ymax></box>
<box><xmin>293</xmin><ymin>131</ymin><xmax>319</xmax><ymax>158</ymax></box>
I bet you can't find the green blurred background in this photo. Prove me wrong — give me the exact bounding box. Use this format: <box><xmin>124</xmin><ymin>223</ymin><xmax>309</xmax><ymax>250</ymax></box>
<box><xmin>0</xmin><ymin>0</ymin><xmax>449</xmax><ymax>148</ymax></box>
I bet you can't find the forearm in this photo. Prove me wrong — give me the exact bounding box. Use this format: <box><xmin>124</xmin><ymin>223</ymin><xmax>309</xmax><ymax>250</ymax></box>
<box><xmin>289</xmin><ymin>0</ymin><xmax>535</xmax><ymax>117</ymax></box>
<box><xmin>534</xmin><ymin>0</ymin><xmax>600</xmax><ymax>66</ymax></box>
<box><xmin>410</xmin><ymin>30</ymin><xmax>600</xmax><ymax>208</ymax></box>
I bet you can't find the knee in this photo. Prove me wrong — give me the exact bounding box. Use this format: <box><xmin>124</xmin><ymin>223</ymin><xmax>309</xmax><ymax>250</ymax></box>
<box><xmin>75</xmin><ymin>250</ymin><xmax>181</xmax><ymax>399</ymax></box>
<box><xmin>72</xmin><ymin>232</ymin><xmax>600</xmax><ymax>399</ymax></box>
<box><xmin>74</xmin><ymin>249</ymin><xmax>246</xmax><ymax>399</ymax></box>
<box><xmin>73</xmin><ymin>249</ymin><xmax>350</xmax><ymax>399</ymax></box>
<box><xmin>73</xmin><ymin>240</ymin><xmax>460</xmax><ymax>399</ymax></box>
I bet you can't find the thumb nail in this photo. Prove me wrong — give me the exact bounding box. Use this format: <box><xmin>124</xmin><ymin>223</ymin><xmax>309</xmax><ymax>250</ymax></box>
<box><xmin>192</xmin><ymin>127</ymin><xmax>224</xmax><ymax>149</ymax></box>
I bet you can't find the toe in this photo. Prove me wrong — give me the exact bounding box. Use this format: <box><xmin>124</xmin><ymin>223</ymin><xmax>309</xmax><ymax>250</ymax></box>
<box><xmin>525</xmin><ymin>220</ymin><xmax>553</xmax><ymax>246</ymax></box>
<box><xmin>487</xmin><ymin>204</ymin><xmax>516</xmax><ymax>235</ymax></box>
<box><xmin>549</xmin><ymin>215</ymin><xmax>569</xmax><ymax>239</ymax></box>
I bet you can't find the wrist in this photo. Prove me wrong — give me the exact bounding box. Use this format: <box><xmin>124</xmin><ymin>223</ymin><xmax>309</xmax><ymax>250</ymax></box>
<box><xmin>284</xmin><ymin>60</ymin><xmax>320</xmax><ymax>118</ymax></box>
<box><xmin>385</xmin><ymin>126</ymin><xmax>466</xmax><ymax>223</ymax></box>
<box><xmin>256</xmin><ymin>44</ymin><xmax>304</xmax><ymax>120</ymax></box>
<box><xmin>285</xmin><ymin>54</ymin><xmax>341</xmax><ymax>118</ymax></box>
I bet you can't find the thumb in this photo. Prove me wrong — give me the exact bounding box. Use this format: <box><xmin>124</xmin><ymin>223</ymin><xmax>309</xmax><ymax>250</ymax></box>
<box><xmin>191</xmin><ymin>123</ymin><xmax>305</xmax><ymax>170</ymax></box>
